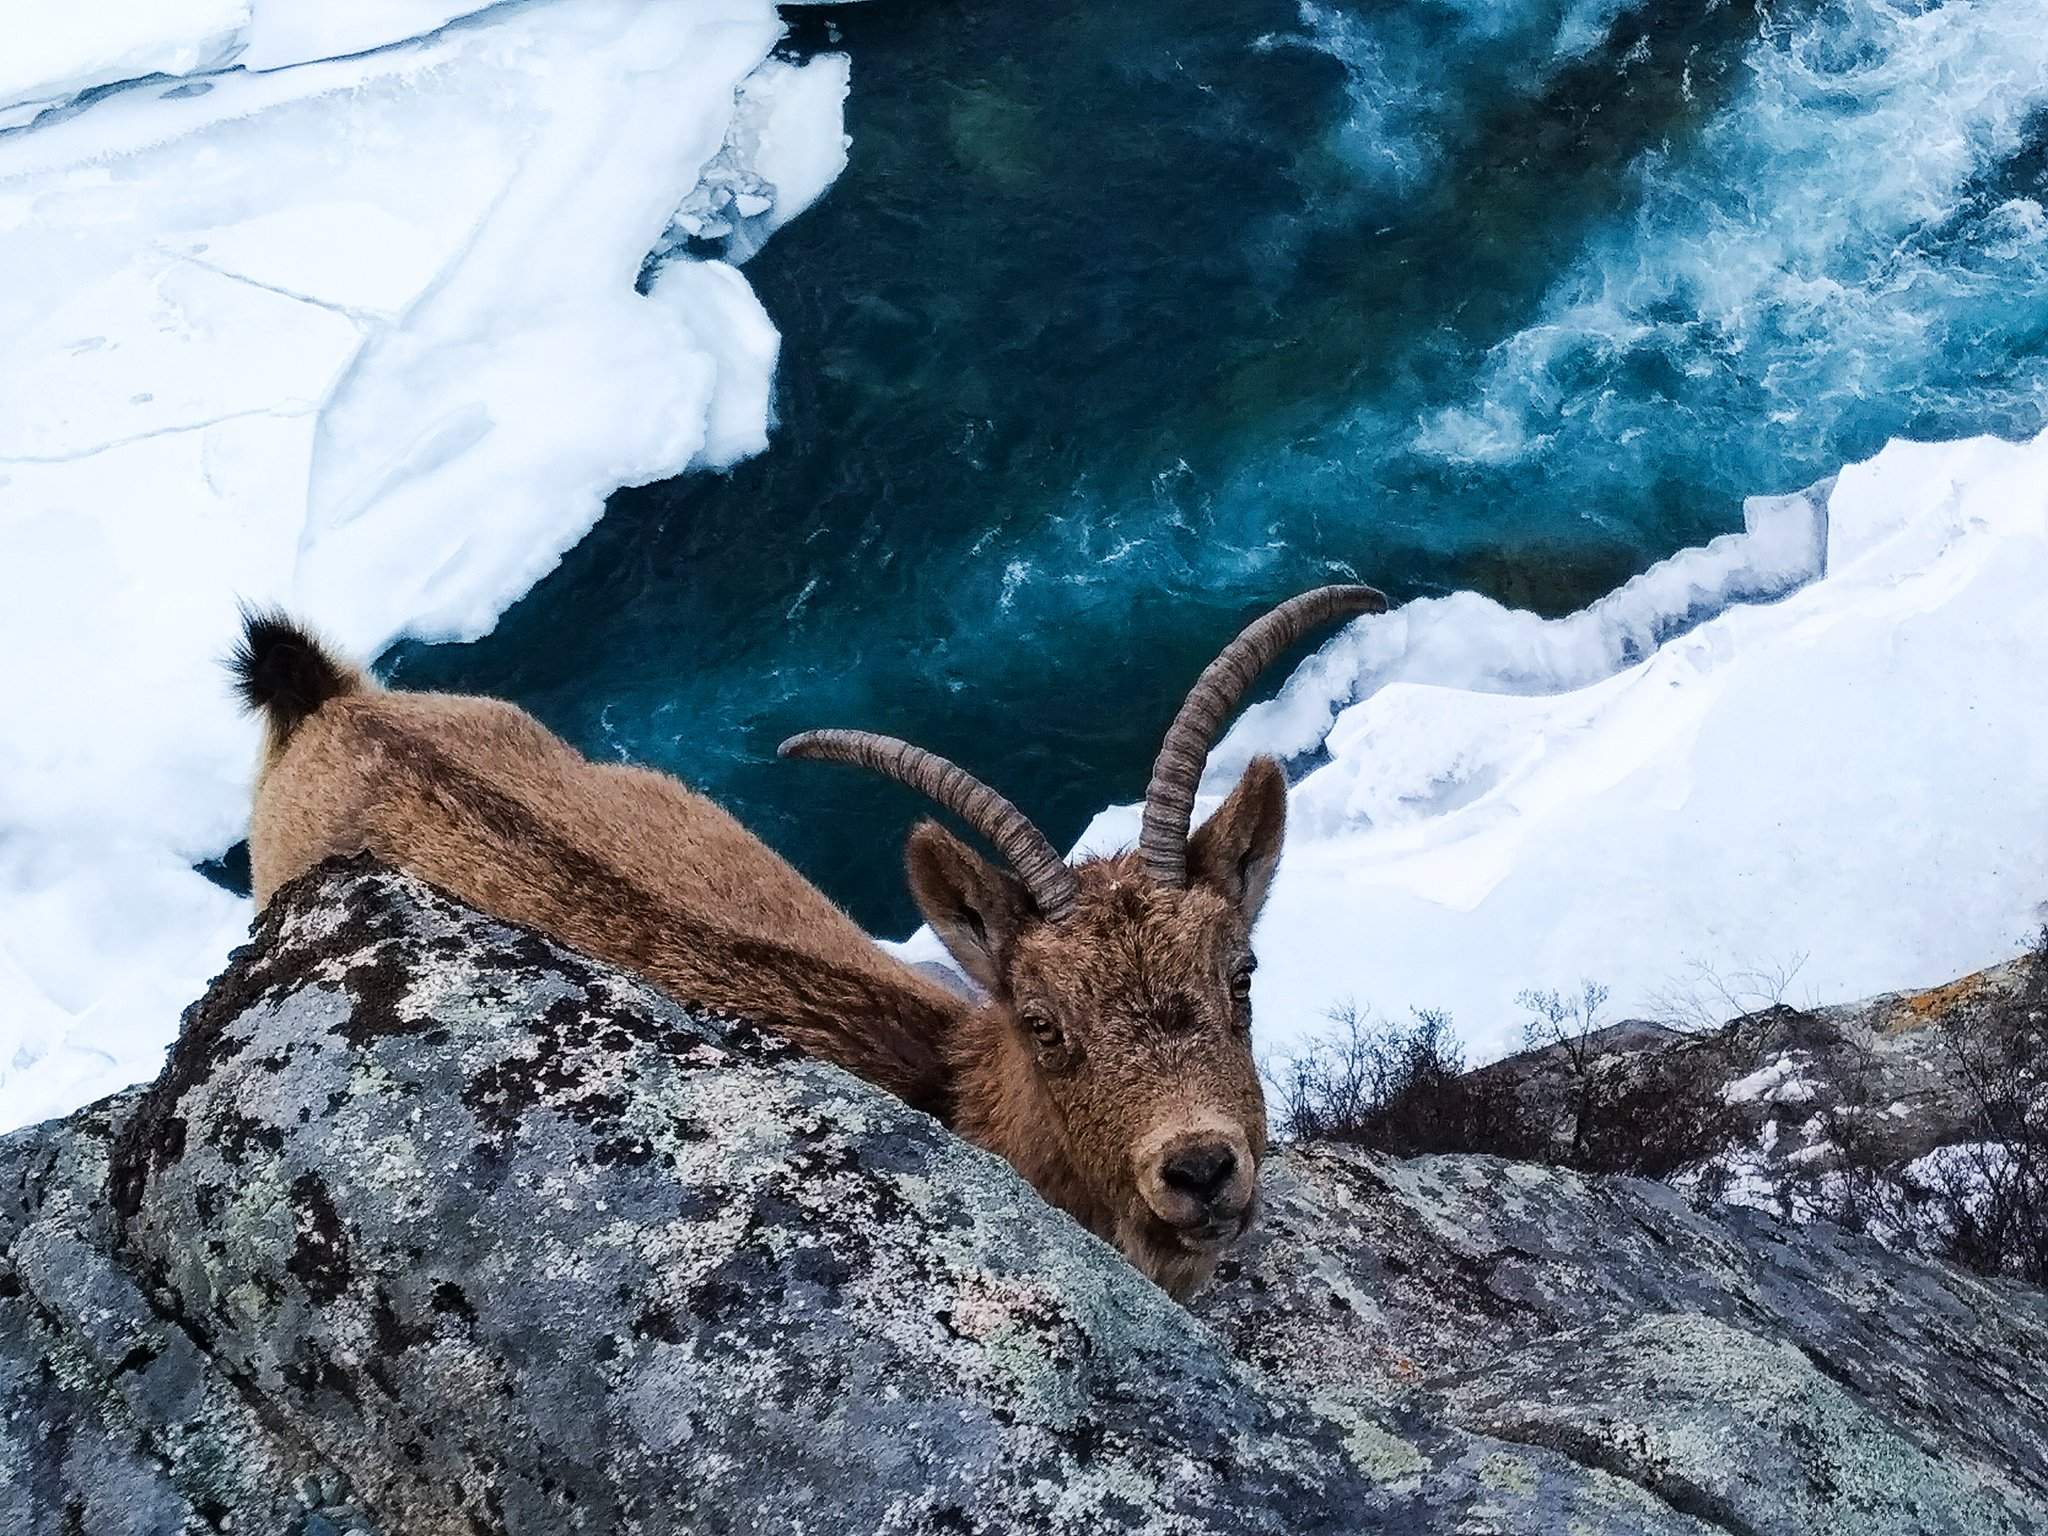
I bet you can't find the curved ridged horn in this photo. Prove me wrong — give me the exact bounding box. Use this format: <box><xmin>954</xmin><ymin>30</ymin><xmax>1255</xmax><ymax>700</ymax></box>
<box><xmin>1139</xmin><ymin>584</ymin><xmax>1389</xmax><ymax>888</ymax></box>
<box><xmin>779</xmin><ymin>729</ymin><xmax>1080</xmax><ymax>922</ymax></box>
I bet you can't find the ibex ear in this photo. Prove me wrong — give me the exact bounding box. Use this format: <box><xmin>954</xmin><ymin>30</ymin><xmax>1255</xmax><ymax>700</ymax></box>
<box><xmin>1187</xmin><ymin>755</ymin><xmax>1287</xmax><ymax>922</ymax></box>
<box><xmin>905</xmin><ymin>819</ymin><xmax>1032</xmax><ymax>993</ymax></box>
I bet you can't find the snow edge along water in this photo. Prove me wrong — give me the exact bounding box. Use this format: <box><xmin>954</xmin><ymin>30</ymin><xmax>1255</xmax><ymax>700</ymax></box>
<box><xmin>0</xmin><ymin>0</ymin><xmax>855</xmax><ymax>1133</ymax></box>
<box><xmin>1064</xmin><ymin>429</ymin><xmax>2048</xmax><ymax>1066</ymax></box>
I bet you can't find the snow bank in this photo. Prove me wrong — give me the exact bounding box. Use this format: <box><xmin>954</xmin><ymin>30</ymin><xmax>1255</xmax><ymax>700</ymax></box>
<box><xmin>1076</xmin><ymin>430</ymin><xmax>2048</xmax><ymax>1062</ymax></box>
<box><xmin>0</xmin><ymin>0</ymin><xmax>247</xmax><ymax>128</ymax></box>
<box><xmin>0</xmin><ymin>2</ymin><xmax>850</xmax><ymax>1133</ymax></box>
<box><xmin>237</xmin><ymin>2</ymin><xmax>519</xmax><ymax>74</ymax></box>
<box><xmin>0</xmin><ymin>0</ymin><xmax>532</xmax><ymax>128</ymax></box>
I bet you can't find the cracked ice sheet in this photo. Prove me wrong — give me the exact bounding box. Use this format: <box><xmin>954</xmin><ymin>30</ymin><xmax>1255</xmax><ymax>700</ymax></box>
<box><xmin>0</xmin><ymin>1</ymin><xmax>533</xmax><ymax>128</ymax></box>
<box><xmin>0</xmin><ymin>0</ymin><xmax>247</xmax><ymax>127</ymax></box>
<box><xmin>0</xmin><ymin>1</ymin><xmax>841</xmax><ymax>1132</ymax></box>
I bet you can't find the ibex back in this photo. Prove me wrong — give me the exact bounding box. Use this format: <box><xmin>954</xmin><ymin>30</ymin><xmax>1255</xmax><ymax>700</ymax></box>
<box><xmin>233</xmin><ymin>587</ymin><xmax>1385</xmax><ymax>1298</ymax></box>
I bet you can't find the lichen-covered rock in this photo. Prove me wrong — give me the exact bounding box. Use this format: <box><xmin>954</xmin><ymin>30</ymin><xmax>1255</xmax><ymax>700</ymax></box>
<box><xmin>1</xmin><ymin>1093</ymin><xmax>376</xmax><ymax>1535</ymax></box>
<box><xmin>3</xmin><ymin>857</ymin><xmax>2045</xmax><ymax>1535</ymax></box>
<box><xmin>1197</xmin><ymin>1146</ymin><xmax>2048</xmax><ymax>1533</ymax></box>
<box><xmin>1444</xmin><ymin>1312</ymin><xmax>2031</xmax><ymax>1535</ymax></box>
<box><xmin>25</xmin><ymin>858</ymin><xmax>1396</xmax><ymax>1535</ymax></box>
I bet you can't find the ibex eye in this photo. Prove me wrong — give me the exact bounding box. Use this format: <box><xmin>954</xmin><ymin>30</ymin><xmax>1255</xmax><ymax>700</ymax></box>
<box><xmin>1024</xmin><ymin>1012</ymin><xmax>1064</xmax><ymax>1049</ymax></box>
<box><xmin>1231</xmin><ymin>961</ymin><xmax>1256</xmax><ymax>998</ymax></box>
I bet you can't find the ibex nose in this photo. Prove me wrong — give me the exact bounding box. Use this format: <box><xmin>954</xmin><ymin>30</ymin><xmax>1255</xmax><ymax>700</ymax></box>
<box><xmin>1161</xmin><ymin>1142</ymin><xmax>1238</xmax><ymax>1205</ymax></box>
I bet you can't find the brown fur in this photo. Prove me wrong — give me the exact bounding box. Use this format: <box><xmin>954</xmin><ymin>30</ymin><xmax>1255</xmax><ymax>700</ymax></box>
<box><xmin>239</xmin><ymin>619</ymin><xmax>1282</xmax><ymax>1298</ymax></box>
<box><xmin>908</xmin><ymin>764</ymin><xmax>1283</xmax><ymax>1299</ymax></box>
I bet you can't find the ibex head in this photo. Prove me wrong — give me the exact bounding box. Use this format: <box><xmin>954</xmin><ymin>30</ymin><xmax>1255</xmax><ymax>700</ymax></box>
<box><xmin>782</xmin><ymin>585</ymin><xmax>1387</xmax><ymax>1296</ymax></box>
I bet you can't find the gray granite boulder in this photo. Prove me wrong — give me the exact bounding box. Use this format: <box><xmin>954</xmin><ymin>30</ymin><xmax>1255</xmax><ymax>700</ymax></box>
<box><xmin>1196</xmin><ymin>1147</ymin><xmax>2048</xmax><ymax>1534</ymax></box>
<box><xmin>61</xmin><ymin>858</ymin><xmax>1388</xmax><ymax>1534</ymax></box>
<box><xmin>3</xmin><ymin>857</ymin><xmax>2045</xmax><ymax>1534</ymax></box>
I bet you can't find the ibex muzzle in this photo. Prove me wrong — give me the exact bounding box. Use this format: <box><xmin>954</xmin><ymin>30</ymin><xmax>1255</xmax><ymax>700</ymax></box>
<box><xmin>1141</xmin><ymin>1124</ymin><xmax>1255</xmax><ymax>1242</ymax></box>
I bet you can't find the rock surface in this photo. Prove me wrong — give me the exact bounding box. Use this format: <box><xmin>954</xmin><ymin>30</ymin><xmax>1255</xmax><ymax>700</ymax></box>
<box><xmin>1475</xmin><ymin>956</ymin><xmax>2046</xmax><ymax>1258</ymax></box>
<box><xmin>3</xmin><ymin>858</ymin><xmax>2045</xmax><ymax>1533</ymax></box>
<box><xmin>1200</xmin><ymin>1148</ymin><xmax>2048</xmax><ymax>1534</ymax></box>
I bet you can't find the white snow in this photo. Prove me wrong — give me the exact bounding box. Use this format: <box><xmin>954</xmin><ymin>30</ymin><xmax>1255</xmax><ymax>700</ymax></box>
<box><xmin>1079</xmin><ymin>429</ymin><xmax>2048</xmax><ymax>1063</ymax></box>
<box><xmin>1905</xmin><ymin>1141</ymin><xmax>2013</xmax><ymax>1196</ymax></box>
<box><xmin>0</xmin><ymin>0</ymin><xmax>533</xmax><ymax>129</ymax></box>
<box><xmin>0</xmin><ymin>1</ymin><xmax>851</xmax><ymax>1133</ymax></box>
<box><xmin>1724</xmin><ymin>1055</ymin><xmax>1818</xmax><ymax>1108</ymax></box>
<box><xmin>0</xmin><ymin>0</ymin><xmax>248</xmax><ymax>128</ymax></box>
<box><xmin>237</xmin><ymin>2</ymin><xmax>517</xmax><ymax>74</ymax></box>
<box><xmin>1892</xmin><ymin>1140</ymin><xmax>2018</xmax><ymax>1256</ymax></box>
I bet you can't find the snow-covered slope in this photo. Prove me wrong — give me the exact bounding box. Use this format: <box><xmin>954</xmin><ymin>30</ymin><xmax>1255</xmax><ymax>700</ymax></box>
<box><xmin>0</xmin><ymin>1</ymin><xmax>851</xmax><ymax>1132</ymax></box>
<box><xmin>0</xmin><ymin>1</ymin><xmax>537</xmax><ymax>129</ymax></box>
<box><xmin>2</xmin><ymin>0</ymin><xmax>245</xmax><ymax>129</ymax></box>
<box><xmin>1076</xmin><ymin>430</ymin><xmax>2048</xmax><ymax>1060</ymax></box>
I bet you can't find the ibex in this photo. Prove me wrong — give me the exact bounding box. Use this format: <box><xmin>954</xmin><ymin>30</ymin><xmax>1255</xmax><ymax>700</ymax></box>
<box><xmin>232</xmin><ymin>586</ymin><xmax>1385</xmax><ymax>1297</ymax></box>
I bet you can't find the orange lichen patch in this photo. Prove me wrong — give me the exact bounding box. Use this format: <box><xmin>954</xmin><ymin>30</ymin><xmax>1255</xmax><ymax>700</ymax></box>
<box><xmin>1900</xmin><ymin>970</ymin><xmax>1997</xmax><ymax>1026</ymax></box>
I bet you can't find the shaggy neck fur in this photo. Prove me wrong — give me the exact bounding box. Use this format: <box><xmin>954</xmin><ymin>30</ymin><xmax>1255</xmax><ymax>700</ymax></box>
<box><xmin>948</xmin><ymin>1011</ymin><xmax>1105</xmax><ymax>1233</ymax></box>
<box><xmin>943</xmin><ymin>1005</ymin><xmax>1218</xmax><ymax>1299</ymax></box>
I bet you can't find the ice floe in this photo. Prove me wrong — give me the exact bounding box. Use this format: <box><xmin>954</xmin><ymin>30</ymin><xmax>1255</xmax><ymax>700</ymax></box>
<box><xmin>1</xmin><ymin>0</ymin><xmax>246</xmax><ymax>128</ymax></box>
<box><xmin>0</xmin><ymin>1</ymin><xmax>539</xmax><ymax>129</ymax></box>
<box><xmin>0</xmin><ymin>1</ymin><xmax>849</xmax><ymax>1132</ymax></box>
<box><xmin>667</xmin><ymin>55</ymin><xmax>853</xmax><ymax>264</ymax></box>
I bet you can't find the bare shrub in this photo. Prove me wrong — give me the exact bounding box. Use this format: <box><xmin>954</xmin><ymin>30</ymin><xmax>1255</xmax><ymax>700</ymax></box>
<box><xmin>1272</xmin><ymin>983</ymin><xmax>1740</xmax><ymax>1174</ymax></box>
<box><xmin>1904</xmin><ymin>941</ymin><xmax>2048</xmax><ymax>1283</ymax></box>
<box><xmin>1516</xmin><ymin>983</ymin><xmax>1611</xmax><ymax>1166</ymax></box>
<box><xmin>1275</xmin><ymin>932</ymin><xmax>2048</xmax><ymax>1287</ymax></box>
<box><xmin>1797</xmin><ymin>1029</ymin><xmax>1893</xmax><ymax>1234</ymax></box>
<box><xmin>1790</xmin><ymin>930</ymin><xmax>2048</xmax><ymax>1284</ymax></box>
<box><xmin>1648</xmin><ymin>956</ymin><xmax>1810</xmax><ymax>1039</ymax></box>
<box><xmin>1269</xmin><ymin>1004</ymin><xmax>1537</xmax><ymax>1159</ymax></box>
<box><xmin>1516</xmin><ymin>982</ymin><xmax>1748</xmax><ymax>1179</ymax></box>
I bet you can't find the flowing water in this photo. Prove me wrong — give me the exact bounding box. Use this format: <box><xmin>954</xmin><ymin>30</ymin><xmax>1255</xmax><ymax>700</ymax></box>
<box><xmin>382</xmin><ymin>0</ymin><xmax>2048</xmax><ymax>934</ymax></box>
